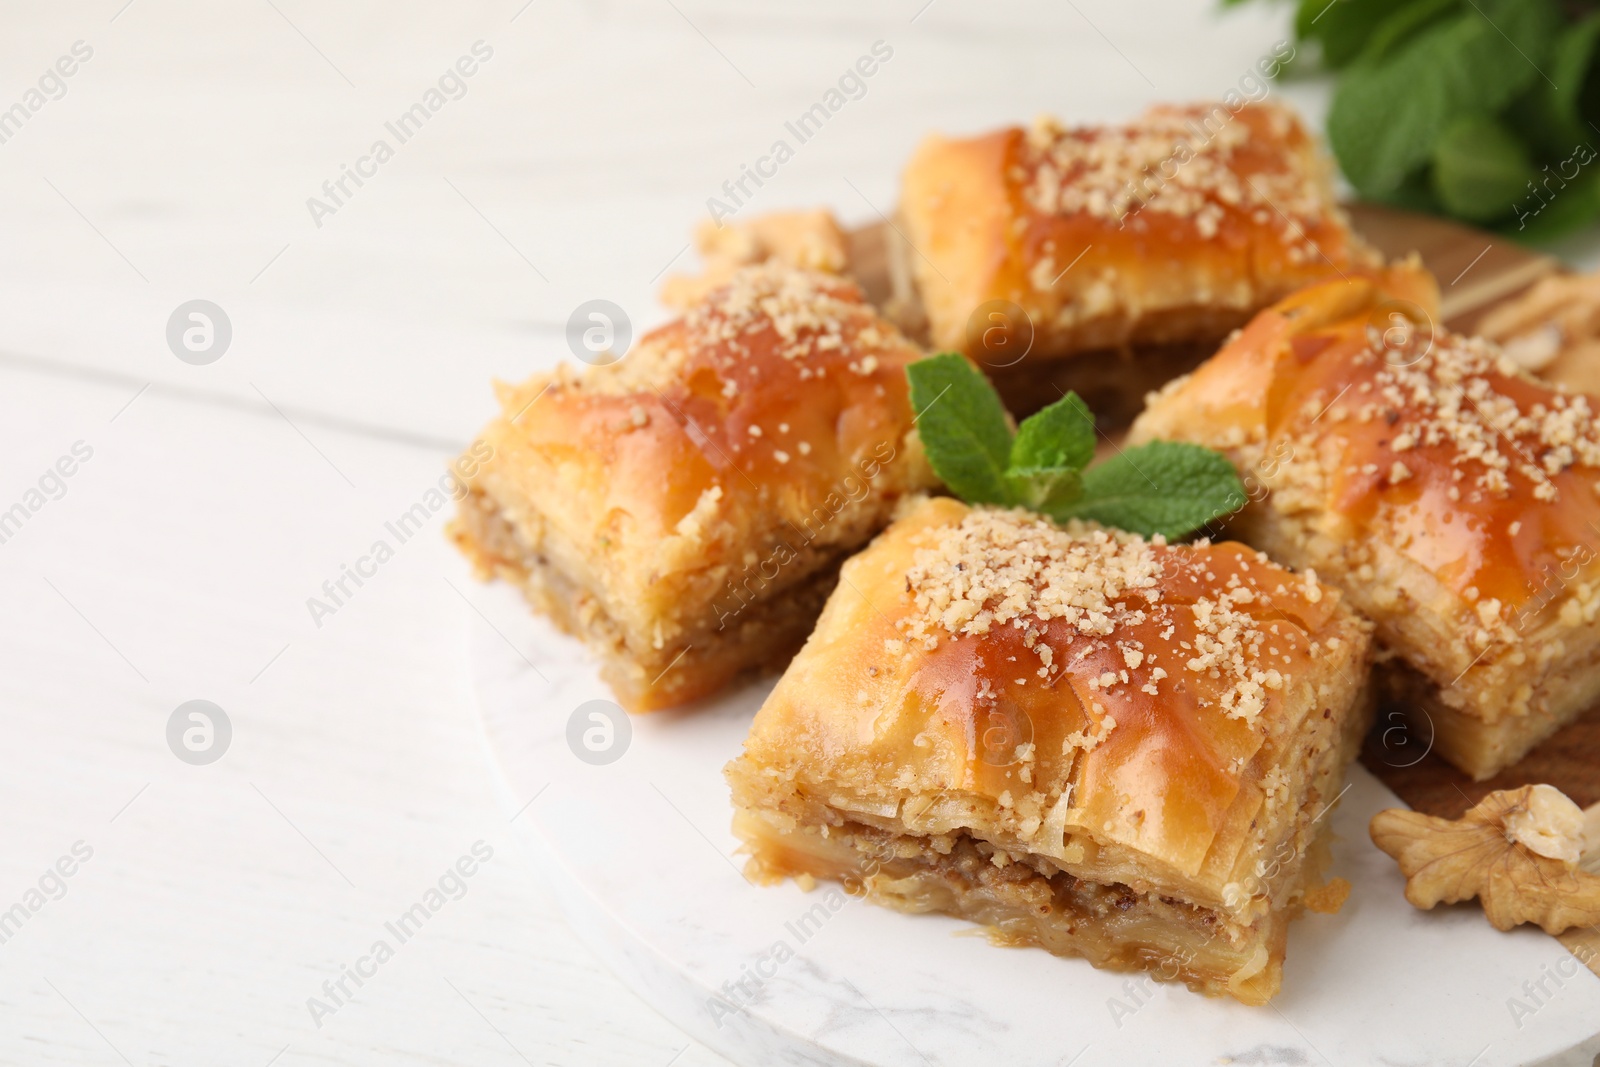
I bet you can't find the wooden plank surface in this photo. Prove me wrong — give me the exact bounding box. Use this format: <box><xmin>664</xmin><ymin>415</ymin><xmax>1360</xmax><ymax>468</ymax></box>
<box><xmin>1344</xmin><ymin>202</ymin><xmax>1561</xmax><ymax>326</ymax></box>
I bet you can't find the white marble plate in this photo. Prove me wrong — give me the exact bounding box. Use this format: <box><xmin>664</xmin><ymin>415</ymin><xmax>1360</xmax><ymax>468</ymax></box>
<box><xmin>468</xmin><ymin>584</ymin><xmax>1600</xmax><ymax>1067</ymax></box>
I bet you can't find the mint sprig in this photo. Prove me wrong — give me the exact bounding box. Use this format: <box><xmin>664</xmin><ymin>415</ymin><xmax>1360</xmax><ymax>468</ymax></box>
<box><xmin>1229</xmin><ymin>0</ymin><xmax>1600</xmax><ymax>239</ymax></box>
<box><xmin>904</xmin><ymin>349</ymin><xmax>1012</xmax><ymax>504</ymax></box>
<box><xmin>907</xmin><ymin>353</ymin><xmax>1244</xmax><ymax>539</ymax></box>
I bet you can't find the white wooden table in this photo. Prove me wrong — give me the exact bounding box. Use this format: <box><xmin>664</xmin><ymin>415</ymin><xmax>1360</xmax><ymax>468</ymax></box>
<box><xmin>5</xmin><ymin>3</ymin><xmax>1594</xmax><ymax>1064</ymax></box>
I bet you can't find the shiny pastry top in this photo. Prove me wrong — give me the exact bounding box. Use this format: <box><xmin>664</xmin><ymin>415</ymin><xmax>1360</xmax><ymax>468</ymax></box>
<box><xmin>899</xmin><ymin>101</ymin><xmax>1380</xmax><ymax>358</ymax></box>
<box><xmin>741</xmin><ymin>497</ymin><xmax>1369</xmax><ymax>887</ymax></box>
<box><xmin>1134</xmin><ymin>264</ymin><xmax>1600</xmax><ymax>629</ymax></box>
<box><xmin>478</xmin><ymin>263</ymin><xmax>932</xmax><ymax>566</ymax></box>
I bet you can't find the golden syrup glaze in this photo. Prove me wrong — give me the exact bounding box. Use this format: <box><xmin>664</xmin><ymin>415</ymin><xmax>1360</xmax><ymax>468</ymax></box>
<box><xmin>917</xmin><ymin>542</ymin><xmax>1341</xmax><ymax>876</ymax></box>
<box><xmin>746</xmin><ymin>498</ymin><xmax>1359</xmax><ymax>880</ymax></box>
<box><xmin>491</xmin><ymin>266</ymin><xmax>926</xmax><ymax>544</ymax></box>
<box><xmin>1241</xmin><ymin>278</ymin><xmax>1600</xmax><ymax>611</ymax></box>
<box><xmin>988</xmin><ymin>103</ymin><xmax>1371</xmax><ymax>316</ymax></box>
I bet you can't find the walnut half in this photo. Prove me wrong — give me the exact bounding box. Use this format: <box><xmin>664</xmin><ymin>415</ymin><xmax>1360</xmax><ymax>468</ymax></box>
<box><xmin>1369</xmin><ymin>785</ymin><xmax>1600</xmax><ymax>935</ymax></box>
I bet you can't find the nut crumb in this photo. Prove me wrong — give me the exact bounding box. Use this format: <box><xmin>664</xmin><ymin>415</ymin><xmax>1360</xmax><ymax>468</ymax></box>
<box><xmin>1304</xmin><ymin>877</ymin><xmax>1351</xmax><ymax>915</ymax></box>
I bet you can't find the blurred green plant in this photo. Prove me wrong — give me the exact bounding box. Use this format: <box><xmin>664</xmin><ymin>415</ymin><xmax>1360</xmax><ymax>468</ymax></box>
<box><xmin>1227</xmin><ymin>0</ymin><xmax>1600</xmax><ymax>239</ymax></box>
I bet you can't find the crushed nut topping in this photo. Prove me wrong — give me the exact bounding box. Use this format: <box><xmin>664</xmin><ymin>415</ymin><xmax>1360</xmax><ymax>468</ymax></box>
<box><xmin>901</xmin><ymin>508</ymin><xmax>1164</xmax><ymax>644</ymax></box>
<box><xmin>898</xmin><ymin>507</ymin><xmax>1320</xmax><ymax>725</ymax></box>
<box><xmin>1370</xmin><ymin>784</ymin><xmax>1600</xmax><ymax>935</ymax></box>
<box><xmin>558</xmin><ymin>263</ymin><xmax>875</xmax><ymax>397</ymax></box>
<box><xmin>1331</xmin><ymin>330</ymin><xmax>1600</xmax><ymax>502</ymax></box>
<box><xmin>691</xmin><ymin>262</ymin><xmax>858</xmax><ymax>361</ymax></box>
<box><xmin>1020</xmin><ymin>102</ymin><xmax>1327</xmax><ymax>260</ymax></box>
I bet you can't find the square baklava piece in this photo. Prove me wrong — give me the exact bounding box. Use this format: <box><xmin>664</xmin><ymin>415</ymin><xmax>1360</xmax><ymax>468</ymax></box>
<box><xmin>1132</xmin><ymin>264</ymin><xmax>1600</xmax><ymax>779</ymax></box>
<box><xmin>450</xmin><ymin>263</ymin><xmax>936</xmax><ymax>711</ymax></box>
<box><xmin>727</xmin><ymin>497</ymin><xmax>1372</xmax><ymax>1003</ymax></box>
<box><xmin>896</xmin><ymin>101</ymin><xmax>1380</xmax><ymax>421</ymax></box>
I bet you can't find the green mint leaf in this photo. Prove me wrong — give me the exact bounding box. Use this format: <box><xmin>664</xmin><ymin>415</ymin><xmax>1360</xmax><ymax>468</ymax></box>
<box><xmin>1505</xmin><ymin>89</ymin><xmax>1585</xmax><ymax>163</ymax></box>
<box><xmin>1298</xmin><ymin>0</ymin><xmax>1406</xmax><ymax>70</ymax></box>
<box><xmin>1356</xmin><ymin>0</ymin><xmax>1459</xmax><ymax>68</ymax></box>
<box><xmin>1010</xmin><ymin>390</ymin><xmax>1095</xmax><ymax>473</ymax></box>
<box><xmin>1506</xmin><ymin>12</ymin><xmax>1600</xmax><ymax>160</ymax></box>
<box><xmin>1328</xmin><ymin>1</ymin><xmax>1558</xmax><ymax>196</ymax></box>
<box><xmin>907</xmin><ymin>359</ymin><xmax>1246</xmax><ymax>538</ymax></box>
<box><xmin>1508</xmin><ymin>169</ymin><xmax>1600</xmax><ymax>242</ymax></box>
<box><xmin>1004</xmin><ymin>465</ymin><xmax>1083</xmax><ymax>515</ymax></box>
<box><xmin>1430</xmin><ymin>115</ymin><xmax>1536</xmax><ymax>222</ymax></box>
<box><xmin>906</xmin><ymin>353</ymin><xmax>1013</xmax><ymax>505</ymax></box>
<box><xmin>1055</xmin><ymin>441</ymin><xmax>1245</xmax><ymax>540</ymax></box>
<box><xmin>1371</xmin><ymin>168</ymin><xmax>1445</xmax><ymax>216</ymax></box>
<box><xmin>1549</xmin><ymin>13</ymin><xmax>1600</xmax><ymax>127</ymax></box>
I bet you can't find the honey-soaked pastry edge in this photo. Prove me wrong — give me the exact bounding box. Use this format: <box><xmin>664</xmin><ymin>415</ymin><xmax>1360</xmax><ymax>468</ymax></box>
<box><xmin>1131</xmin><ymin>263</ymin><xmax>1600</xmax><ymax>779</ymax></box>
<box><xmin>451</xmin><ymin>262</ymin><xmax>937</xmax><ymax>711</ymax></box>
<box><xmin>726</xmin><ymin>497</ymin><xmax>1374</xmax><ymax>1002</ymax></box>
<box><xmin>897</xmin><ymin>101</ymin><xmax>1381</xmax><ymax>369</ymax></box>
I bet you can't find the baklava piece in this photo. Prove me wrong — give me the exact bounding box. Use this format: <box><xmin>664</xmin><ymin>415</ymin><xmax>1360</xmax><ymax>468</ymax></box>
<box><xmin>727</xmin><ymin>497</ymin><xmax>1373</xmax><ymax>1004</ymax></box>
<box><xmin>451</xmin><ymin>264</ymin><xmax>936</xmax><ymax>711</ymax></box>
<box><xmin>897</xmin><ymin>101</ymin><xmax>1380</xmax><ymax>420</ymax></box>
<box><xmin>1132</xmin><ymin>264</ymin><xmax>1600</xmax><ymax>779</ymax></box>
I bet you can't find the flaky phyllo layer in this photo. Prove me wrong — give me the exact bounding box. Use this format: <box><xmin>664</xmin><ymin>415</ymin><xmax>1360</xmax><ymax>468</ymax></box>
<box><xmin>1131</xmin><ymin>265</ymin><xmax>1600</xmax><ymax>778</ymax></box>
<box><xmin>450</xmin><ymin>263</ymin><xmax>936</xmax><ymax>710</ymax></box>
<box><xmin>899</xmin><ymin>101</ymin><xmax>1379</xmax><ymax>365</ymax></box>
<box><xmin>728</xmin><ymin>806</ymin><xmax>1340</xmax><ymax>1005</ymax></box>
<box><xmin>727</xmin><ymin>497</ymin><xmax>1373</xmax><ymax>1003</ymax></box>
